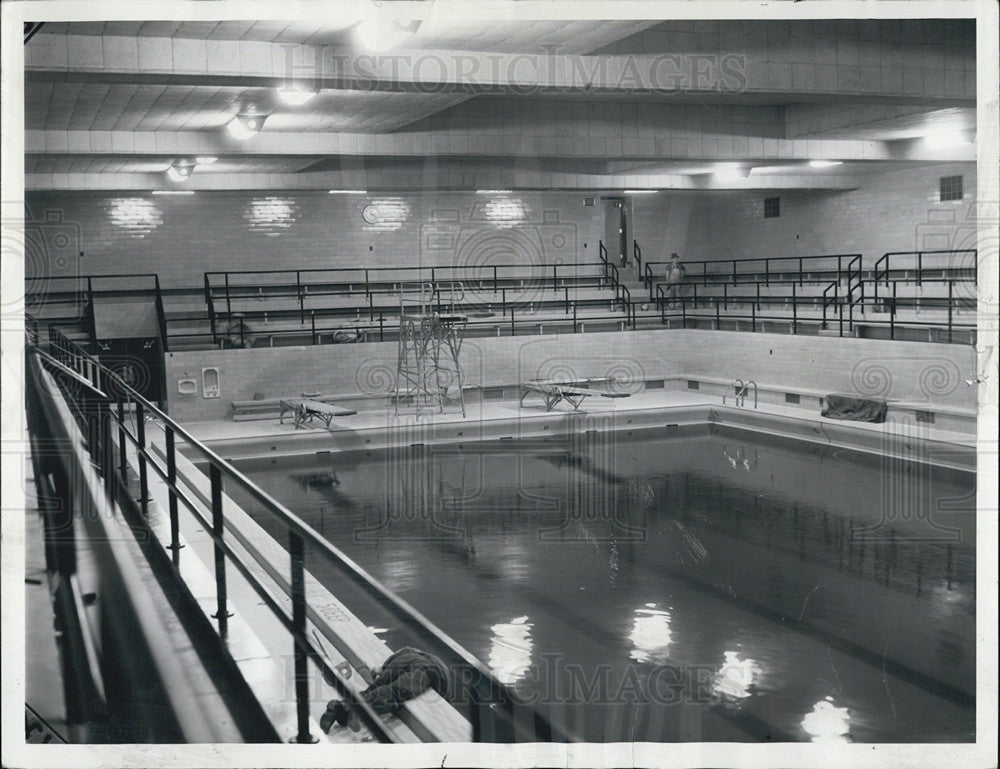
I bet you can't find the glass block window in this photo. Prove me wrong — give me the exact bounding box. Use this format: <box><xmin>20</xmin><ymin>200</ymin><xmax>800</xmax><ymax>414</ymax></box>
<box><xmin>940</xmin><ymin>175</ymin><xmax>963</xmax><ymax>202</ymax></box>
<box><xmin>764</xmin><ymin>196</ymin><xmax>780</xmax><ymax>218</ymax></box>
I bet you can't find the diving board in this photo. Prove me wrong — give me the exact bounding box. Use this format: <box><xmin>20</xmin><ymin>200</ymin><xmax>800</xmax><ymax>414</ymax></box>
<box><xmin>279</xmin><ymin>399</ymin><xmax>358</xmax><ymax>429</ymax></box>
<box><xmin>520</xmin><ymin>380</ymin><xmax>631</xmax><ymax>412</ymax></box>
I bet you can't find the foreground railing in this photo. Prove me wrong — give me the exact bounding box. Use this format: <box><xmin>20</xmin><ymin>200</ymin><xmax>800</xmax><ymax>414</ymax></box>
<box><xmin>32</xmin><ymin>326</ymin><xmax>572</xmax><ymax>744</ymax></box>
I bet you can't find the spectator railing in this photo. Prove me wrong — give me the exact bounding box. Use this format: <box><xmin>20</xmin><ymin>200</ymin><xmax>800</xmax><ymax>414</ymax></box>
<box><xmin>873</xmin><ymin>249</ymin><xmax>978</xmax><ymax>296</ymax></box>
<box><xmin>643</xmin><ymin>253</ymin><xmax>861</xmax><ymax>298</ymax></box>
<box><xmin>33</xmin><ymin>326</ymin><xmax>573</xmax><ymax>743</ymax></box>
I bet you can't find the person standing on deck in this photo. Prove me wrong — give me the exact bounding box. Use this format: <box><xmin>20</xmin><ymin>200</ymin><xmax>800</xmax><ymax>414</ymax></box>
<box><xmin>665</xmin><ymin>253</ymin><xmax>686</xmax><ymax>309</ymax></box>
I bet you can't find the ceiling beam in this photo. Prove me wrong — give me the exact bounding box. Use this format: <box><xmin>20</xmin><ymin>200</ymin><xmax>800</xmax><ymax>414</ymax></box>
<box><xmin>23</xmin><ymin>170</ymin><xmax>864</xmax><ymax>192</ymax></box>
<box><xmin>24</xmin><ymin>129</ymin><xmax>977</xmax><ymax>163</ymax></box>
<box><xmin>26</xmin><ymin>33</ymin><xmax>976</xmax><ymax>105</ymax></box>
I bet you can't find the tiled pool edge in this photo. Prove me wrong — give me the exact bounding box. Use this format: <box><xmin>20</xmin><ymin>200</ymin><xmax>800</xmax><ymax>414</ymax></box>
<box><xmin>181</xmin><ymin>402</ymin><xmax>975</xmax><ymax>473</ymax></box>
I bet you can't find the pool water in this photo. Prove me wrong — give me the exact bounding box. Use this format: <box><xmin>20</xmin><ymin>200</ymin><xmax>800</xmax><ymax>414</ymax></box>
<box><xmin>232</xmin><ymin>423</ymin><xmax>976</xmax><ymax>743</ymax></box>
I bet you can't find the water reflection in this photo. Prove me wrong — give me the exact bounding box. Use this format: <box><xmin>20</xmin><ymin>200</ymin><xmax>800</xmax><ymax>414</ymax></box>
<box><xmin>712</xmin><ymin>650</ymin><xmax>759</xmax><ymax>702</ymax></box>
<box><xmin>628</xmin><ymin>605</ymin><xmax>673</xmax><ymax>663</ymax></box>
<box><xmin>489</xmin><ymin>615</ymin><xmax>533</xmax><ymax>684</ymax></box>
<box><xmin>801</xmin><ymin>696</ymin><xmax>851</xmax><ymax>742</ymax></box>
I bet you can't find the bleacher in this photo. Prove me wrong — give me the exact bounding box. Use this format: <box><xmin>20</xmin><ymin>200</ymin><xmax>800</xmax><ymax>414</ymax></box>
<box><xmin>25</xmin><ymin>246</ymin><xmax>979</xmax><ymax>354</ymax></box>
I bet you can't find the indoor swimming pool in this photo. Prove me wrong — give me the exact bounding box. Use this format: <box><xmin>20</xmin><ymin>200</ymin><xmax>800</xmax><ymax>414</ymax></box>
<box><xmin>230</xmin><ymin>423</ymin><xmax>976</xmax><ymax>743</ymax></box>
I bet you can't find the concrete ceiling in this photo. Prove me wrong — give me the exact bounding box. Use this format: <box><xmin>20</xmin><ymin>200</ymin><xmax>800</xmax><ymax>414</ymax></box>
<box><xmin>21</xmin><ymin>10</ymin><xmax>978</xmax><ymax>192</ymax></box>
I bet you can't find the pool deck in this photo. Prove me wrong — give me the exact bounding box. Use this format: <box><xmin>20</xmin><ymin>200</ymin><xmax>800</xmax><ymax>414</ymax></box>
<box><xmin>171</xmin><ymin>389</ymin><xmax>978</xmax><ymax>474</ymax></box>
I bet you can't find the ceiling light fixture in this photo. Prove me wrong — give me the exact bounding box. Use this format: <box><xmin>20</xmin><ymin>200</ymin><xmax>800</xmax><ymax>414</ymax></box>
<box><xmin>152</xmin><ymin>190</ymin><xmax>196</xmax><ymax>196</ymax></box>
<box><xmin>226</xmin><ymin>114</ymin><xmax>266</xmax><ymax>141</ymax></box>
<box><xmin>922</xmin><ymin>129</ymin><xmax>972</xmax><ymax>149</ymax></box>
<box><xmin>809</xmin><ymin>160</ymin><xmax>843</xmax><ymax>168</ymax></box>
<box><xmin>327</xmin><ymin>189</ymin><xmax>368</xmax><ymax>194</ymax></box>
<box><xmin>354</xmin><ymin>9</ymin><xmax>421</xmax><ymax>51</ymax></box>
<box><xmin>714</xmin><ymin>163</ymin><xmax>747</xmax><ymax>182</ymax></box>
<box><xmin>276</xmin><ymin>85</ymin><xmax>318</xmax><ymax>106</ymax></box>
<box><xmin>623</xmin><ymin>189</ymin><xmax>659</xmax><ymax>194</ymax></box>
<box><xmin>195</xmin><ymin>156</ymin><xmax>218</xmax><ymax>165</ymax></box>
<box><xmin>476</xmin><ymin>189</ymin><xmax>512</xmax><ymax>194</ymax></box>
<box><xmin>165</xmin><ymin>164</ymin><xmax>192</xmax><ymax>183</ymax></box>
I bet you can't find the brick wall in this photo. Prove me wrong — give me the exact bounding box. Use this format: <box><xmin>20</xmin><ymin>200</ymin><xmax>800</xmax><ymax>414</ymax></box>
<box><xmin>680</xmin><ymin>163</ymin><xmax>979</xmax><ymax>262</ymax></box>
<box><xmin>164</xmin><ymin>329</ymin><xmax>975</xmax><ymax>422</ymax></box>
<box><xmin>24</xmin><ymin>190</ymin><xmax>606</xmax><ymax>289</ymax></box>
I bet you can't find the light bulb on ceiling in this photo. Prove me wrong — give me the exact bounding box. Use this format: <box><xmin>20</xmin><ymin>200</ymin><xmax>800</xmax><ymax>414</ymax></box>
<box><xmin>226</xmin><ymin>114</ymin><xmax>266</xmax><ymax>141</ymax></box>
<box><xmin>923</xmin><ymin>129</ymin><xmax>972</xmax><ymax>148</ymax></box>
<box><xmin>276</xmin><ymin>85</ymin><xmax>318</xmax><ymax>106</ymax></box>
<box><xmin>165</xmin><ymin>165</ymin><xmax>192</xmax><ymax>183</ymax></box>
<box><xmin>809</xmin><ymin>160</ymin><xmax>843</xmax><ymax>168</ymax></box>
<box><xmin>195</xmin><ymin>156</ymin><xmax>218</xmax><ymax>165</ymax></box>
<box><xmin>714</xmin><ymin>163</ymin><xmax>746</xmax><ymax>182</ymax></box>
<box><xmin>354</xmin><ymin>8</ymin><xmax>421</xmax><ymax>51</ymax></box>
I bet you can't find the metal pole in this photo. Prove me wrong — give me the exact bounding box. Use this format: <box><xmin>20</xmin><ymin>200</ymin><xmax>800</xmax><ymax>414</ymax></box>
<box><xmin>165</xmin><ymin>427</ymin><xmax>182</xmax><ymax>553</ymax></box>
<box><xmin>209</xmin><ymin>464</ymin><xmax>232</xmax><ymax>635</ymax></box>
<box><xmin>290</xmin><ymin>531</ymin><xmax>316</xmax><ymax>743</ymax></box>
<box><xmin>136</xmin><ymin>401</ymin><xmax>149</xmax><ymax>514</ymax></box>
<box><xmin>948</xmin><ymin>280</ymin><xmax>953</xmax><ymax>343</ymax></box>
<box><xmin>117</xmin><ymin>400</ymin><xmax>127</xmax><ymax>483</ymax></box>
<box><xmin>792</xmin><ymin>283</ymin><xmax>797</xmax><ymax>334</ymax></box>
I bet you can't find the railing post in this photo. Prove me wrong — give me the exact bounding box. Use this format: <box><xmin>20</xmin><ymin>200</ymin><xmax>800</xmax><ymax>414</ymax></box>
<box><xmin>117</xmin><ymin>399</ymin><xmax>127</xmax><ymax>482</ymax></box>
<box><xmin>715</xmin><ymin>298</ymin><xmax>720</xmax><ymax>329</ymax></box>
<box><xmin>502</xmin><ymin>288</ymin><xmax>507</xmax><ymax>316</ymax></box>
<box><xmin>135</xmin><ymin>401</ymin><xmax>149</xmax><ymax>514</ymax></box>
<box><xmin>510</xmin><ymin>308</ymin><xmax>515</xmax><ymax>337</ymax></box>
<box><xmin>917</xmin><ymin>251</ymin><xmax>923</xmax><ymax>286</ymax></box>
<box><xmin>209</xmin><ymin>464</ymin><xmax>233</xmax><ymax>635</ymax></box>
<box><xmin>564</xmin><ymin>286</ymin><xmax>569</xmax><ymax>313</ymax></box>
<box><xmin>792</xmin><ymin>283</ymin><xmax>798</xmax><ymax>334</ymax></box>
<box><xmin>379</xmin><ymin>313</ymin><xmax>384</xmax><ymax>342</ymax></box>
<box><xmin>297</xmin><ymin>271</ymin><xmax>304</xmax><ymax>323</ymax></box>
<box><xmin>224</xmin><ymin>273</ymin><xmax>231</xmax><ymax>317</ymax></box>
<box><xmin>890</xmin><ymin>282</ymin><xmax>896</xmax><ymax>340</ymax></box>
<box><xmin>311</xmin><ymin>312</ymin><xmax>317</xmax><ymax>345</ymax></box>
<box><xmin>751</xmin><ymin>302</ymin><xmax>756</xmax><ymax>333</ymax></box>
<box><xmin>553</xmin><ymin>264</ymin><xmax>558</xmax><ymax>292</ymax></box>
<box><xmin>948</xmin><ymin>280</ymin><xmax>953</xmax><ymax>343</ymax></box>
<box><xmin>573</xmin><ymin>302</ymin><xmax>577</xmax><ymax>333</ymax></box>
<box><xmin>493</xmin><ymin>265</ymin><xmax>498</xmax><ymax>293</ymax></box>
<box><xmin>765</xmin><ymin>259</ymin><xmax>770</xmax><ymax>287</ymax></box>
<box><xmin>290</xmin><ymin>531</ymin><xmax>317</xmax><ymax>744</ymax></box>
<box><xmin>101</xmin><ymin>399</ymin><xmax>114</xmax><ymax>501</ymax></box>
<box><xmin>165</xmin><ymin>427</ymin><xmax>183</xmax><ymax>554</ymax></box>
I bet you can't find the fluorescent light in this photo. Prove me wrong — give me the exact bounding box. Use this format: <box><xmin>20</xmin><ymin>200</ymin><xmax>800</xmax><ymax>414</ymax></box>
<box><xmin>226</xmin><ymin>114</ymin><xmax>265</xmax><ymax>141</ymax></box>
<box><xmin>923</xmin><ymin>130</ymin><xmax>971</xmax><ymax>149</ymax></box>
<box><xmin>152</xmin><ymin>190</ymin><xmax>195</xmax><ymax>196</ymax></box>
<box><xmin>355</xmin><ymin>14</ymin><xmax>420</xmax><ymax>51</ymax></box>
<box><xmin>623</xmin><ymin>189</ymin><xmax>659</xmax><ymax>194</ymax></box>
<box><xmin>328</xmin><ymin>189</ymin><xmax>368</xmax><ymax>194</ymax></box>
<box><xmin>809</xmin><ymin>160</ymin><xmax>843</xmax><ymax>168</ymax></box>
<box><xmin>276</xmin><ymin>85</ymin><xmax>318</xmax><ymax>106</ymax></box>
<box><xmin>165</xmin><ymin>165</ymin><xmax>192</xmax><ymax>182</ymax></box>
<box><xmin>714</xmin><ymin>163</ymin><xmax>745</xmax><ymax>181</ymax></box>
<box><xmin>476</xmin><ymin>189</ymin><xmax>512</xmax><ymax>194</ymax></box>
<box><xmin>195</xmin><ymin>156</ymin><xmax>218</xmax><ymax>165</ymax></box>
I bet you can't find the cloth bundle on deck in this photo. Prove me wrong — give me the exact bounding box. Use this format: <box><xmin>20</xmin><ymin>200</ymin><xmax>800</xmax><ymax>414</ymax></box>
<box><xmin>821</xmin><ymin>394</ymin><xmax>888</xmax><ymax>423</ymax></box>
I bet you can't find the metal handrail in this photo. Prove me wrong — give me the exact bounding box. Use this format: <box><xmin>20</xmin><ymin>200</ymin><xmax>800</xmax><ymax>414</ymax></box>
<box><xmin>873</xmin><ymin>249</ymin><xmax>978</xmax><ymax>298</ymax></box>
<box><xmin>644</xmin><ymin>253</ymin><xmax>860</xmax><ymax>292</ymax></box>
<box><xmin>32</xmin><ymin>328</ymin><xmax>571</xmax><ymax>744</ymax></box>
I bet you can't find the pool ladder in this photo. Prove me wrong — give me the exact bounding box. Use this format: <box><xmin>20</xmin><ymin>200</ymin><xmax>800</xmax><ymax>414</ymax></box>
<box><xmin>723</xmin><ymin>378</ymin><xmax>758</xmax><ymax>408</ymax></box>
